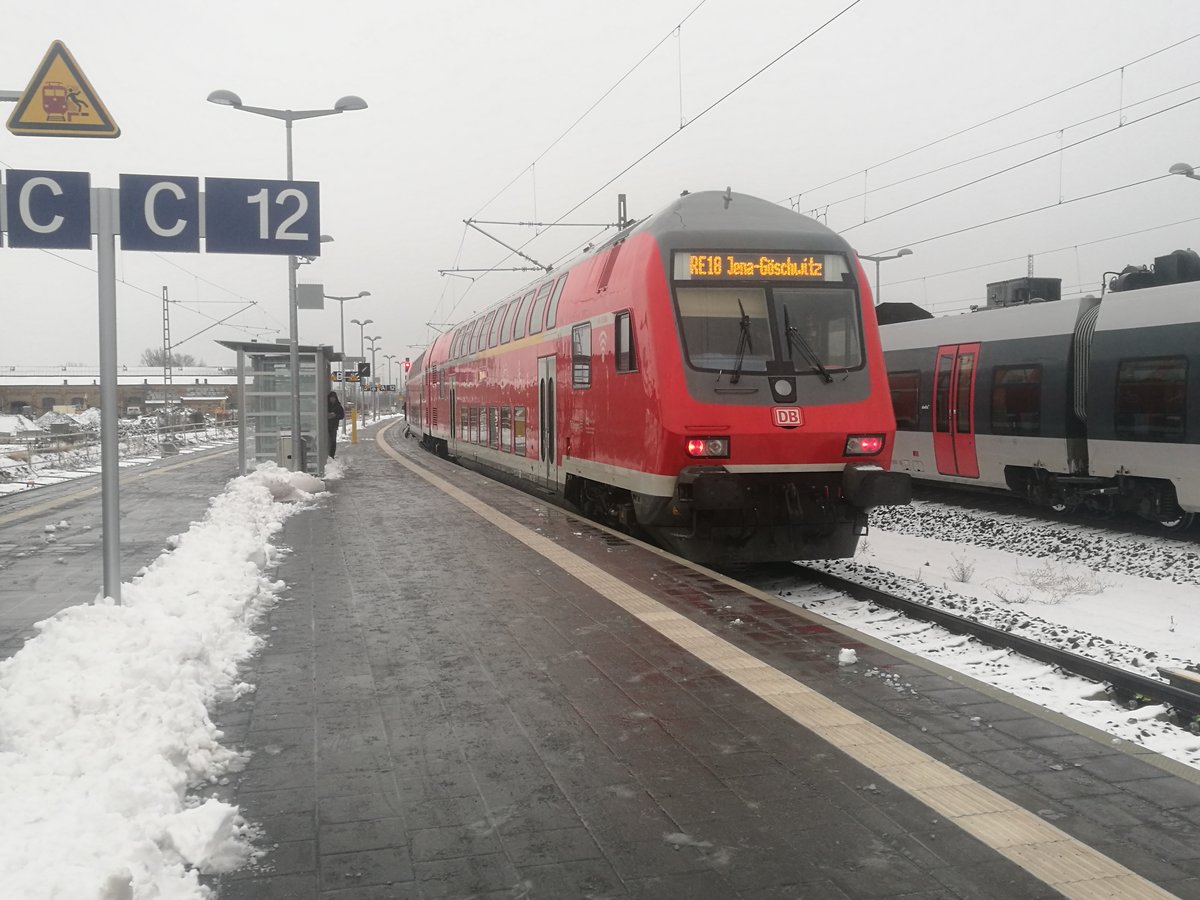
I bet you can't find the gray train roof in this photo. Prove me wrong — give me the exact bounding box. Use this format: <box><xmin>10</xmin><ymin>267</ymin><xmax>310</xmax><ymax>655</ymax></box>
<box><xmin>1095</xmin><ymin>280</ymin><xmax>1200</xmax><ymax>331</ymax></box>
<box><xmin>620</xmin><ymin>190</ymin><xmax>852</xmax><ymax>255</ymax></box>
<box><xmin>881</xmin><ymin>296</ymin><xmax>1101</xmax><ymax>351</ymax></box>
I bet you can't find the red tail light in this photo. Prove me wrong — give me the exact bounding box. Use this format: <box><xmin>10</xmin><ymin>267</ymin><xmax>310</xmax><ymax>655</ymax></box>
<box><xmin>844</xmin><ymin>434</ymin><xmax>884</xmax><ymax>455</ymax></box>
<box><xmin>686</xmin><ymin>437</ymin><xmax>730</xmax><ymax>458</ymax></box>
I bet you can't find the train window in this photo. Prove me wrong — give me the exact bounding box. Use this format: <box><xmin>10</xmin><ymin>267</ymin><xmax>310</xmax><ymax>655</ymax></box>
<box><xmin>513</xmin><ymin>291</ymin><xmax>535</xmax><ymax>341</ymax></box>
<box><xmin>501</xmin><ymin>406</ymin><xmax>512</xmax><ymax>451</ymax></box>
<box><xmin>955</xmin><ymin>353</ymin><xmax>975</xmax><ymax>434</ymax></box>
<box><xmin>460</xmin><ymin>407</ymin><xmax>469</xmax><ymax>440</ymax></box>
<box><xmin>572</xmin><ymin>323</ymin><xmax>593</xmax><ymax>388</ymax></box>
<box><xmin>438</xmin><ymin>367</ymin><xmax>446</xmax><ymax>401</ymax></box>
<box><xmin>489</xmin><ymin>306</ymin><xmax>506</xmax><ymax>348</ymax></box>
<box><xmin>774</xmin><ymin>288</ymin><xmax>863</xmax><ymax>371</ymax></box>
<box><xmin>545</xmin><ymin>274</ymin><xmax>568</xmax><ymax>329</ymax></box>
<box><xmin>991</xmin><ymin>366</ymin><xmax>1041</xmax><ymax>436</ymax></box>
<box><xmin>1115</xmin><ymin>357</ymin><xmax>1186</xmax><ymax>442</ymax></box>
<box><xmin>888</xmin><ymin>370</ymin><xmax>921</xmax><ymax>429</ymax></box>
<box><xmin>489</xmin><ymin>407</ymin><xmax>500</xmax><ymax>448</ymax></box>
<box><xmin>528</xmin><ymin>282</ymin><xmax>554</xmax><ymax>336</ymax></box>
<box><xmin>675</xmin><ymin>287</ymin><xmax>771</xmax><ymax>373</ymax></box>
<box><xmin>514</xmin><ymin>406</ymin><xmax>527</xmax><ymax>455</ymax></box>
<box><xmin>502</xmin><ymin>296</ymin><xmax>521</xmax><ymax>344</ymax></box>
<box><xmin>481</xmin><ymin>310</ymin><xmax>498</xmax><ymax>350</ymax></box>
<box><xmin>469</xmin><ymin>319</ymin><xmax>485</xmax><ymax>355</ymax></box>
<box><xmin>935</xmin><ymin>356</ymin><xmax>953</xmax><ymax>432</ymax></box>
<box><xmin>468</xmin><ymin>406</ymin><xmax>479</xmax><ymax>443</ymax></box>
<box><xmin>615</xmin><ymin>311</ymin><xmax>637</xmax><ymax>372</ymax></box>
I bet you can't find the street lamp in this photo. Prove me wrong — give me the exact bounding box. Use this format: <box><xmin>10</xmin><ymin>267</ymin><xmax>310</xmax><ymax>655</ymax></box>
<box><xmin>366</xmin><ymin>336</ymin><xmax>382</xmax><ymax>420</ymax></box>
<box><xmin>1169</xmin><ymin>162</ymin><xmax>1200</xmax><ymax>181</ymax></box>
<box><xmin>350</xmin><ymin>317</ymin><xmax>373</xmax><ymax>420</ymax></box>
<box><xmin>383</xmin><ymin>353</ymin><xmax>396</xmax><ymax>411</ymax></box>
<box><xmin>207</xmin><ymin>88</ymin><xmax>367</xmax><ymax>471</ymax></box>
<box><xmin>859</xmin><ymin>248</ymin><xmax>913</xmax><ymax>305</ymax></box>
<box><xmin>327</xmin><ymin>290</ymin><xmax>370</xmax><ymax>407</ymax></box>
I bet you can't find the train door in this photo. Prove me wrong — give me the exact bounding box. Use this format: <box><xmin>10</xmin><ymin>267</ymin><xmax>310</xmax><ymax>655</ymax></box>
<box><xmin>537</xmin><ymin>355</ymin><xmax>559</xmax><ymax>488</ymax></box>
<box><xmin>448</xmin><ymin>374</ymin><xmax>457</xmax><ymax>455</ymax></box>
<box><xmin>932</xmin><ymin>343</ymin><xmax>980</xmax><ymax>478</ymax></box>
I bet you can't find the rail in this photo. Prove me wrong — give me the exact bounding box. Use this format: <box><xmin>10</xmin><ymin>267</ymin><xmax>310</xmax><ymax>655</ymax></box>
<box><xmin>799</xmin><ymin>565</ymin><xmax>1200</xmax><ymax>724</ymax></box>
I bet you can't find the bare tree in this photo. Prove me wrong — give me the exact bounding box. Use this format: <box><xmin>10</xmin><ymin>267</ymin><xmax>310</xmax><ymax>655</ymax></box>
<box><xmin>140</xmin><ymin>348</ymin><xmax>201</xmax><ymax>367</ymax></box>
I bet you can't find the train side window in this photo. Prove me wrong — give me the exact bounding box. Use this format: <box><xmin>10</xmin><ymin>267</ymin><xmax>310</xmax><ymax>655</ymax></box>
<box><xmin>935</xmin><ymin>355</ymin><xmax>953</xmax><ymax>432</ymax></box>
<box><xmin>991</xmin><ymin>366</ymin><xmax>1041</xmax><ymax>436</ymax></box>
<box><xmin>502</xmin><ymin>297</ymin><xmax>521</xmax><ymax>344</ymax></box>
<box><xmin>489</xmin><ymin>406</ymin><xmax>500</xmax><ymax>448</ymax></box>
<box><xmin>513</xmin><ymin>291</ymin><xmax>535</xmax><ymax>341</ymax></box>
<box><xmin>528</xmin><ymin>282</ymin><xmax>554</xmax><ymax>336</ymax></box>
<box><xmin>481</xmin><ymin>311</ymin><xmax>498</xmax><ymax>350</ymax></box>
<box><xmin>572</xmin><ymin>322</ymin><xmax>592</xmax><ymax>388</ymax></box>
<box><xmin>954</xmin><ymin>352</ymin><xmax>976</xmax><ymax>434</ymax></box>
<box><xmin>450</xmin><ymin>329</ymin><xmax>461</xmax><ymax>360</ymax></box>
<box><xmin>500</xmin><ymin>406</ymin><xmax>512</xmax><ymax>451</ymax></box>
<box><xmin>545</xmin><ymin>274</ymin><xmax>568</xmax><ymax>329</ymax></box>
<box><xmin>460</xmin><ymin>406</ymin><xmax>469</xmax><ymax>439</ymax></box>
<box><xmin>514</xmin><ymin>406</ymin><xmax>527</xmax><ymax>455</ymax></box>
<box><xmin>491</xmin><ymin>304</ymin><xmax>509</xmax><ymax>347</ymax></box>
<box><xmin>887</xmin><ymin>370</ymin><xmax>920</xmax><ymax>429</ymax></box>
<box><xmin>615</xmin><ymin>311</ymin><xmax>636</xmax><ymax>372</ymax></box>
<box><xmin>1115</xmin><ymin>357</ymin><xmax>1186</xmax><ymax>441</ymax></box>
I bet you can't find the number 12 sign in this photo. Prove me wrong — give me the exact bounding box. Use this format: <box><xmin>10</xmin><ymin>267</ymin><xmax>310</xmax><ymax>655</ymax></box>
<box><xmin>204</xmin><ymin>176</ymin><xmax>320</xmax><ymax>256</ymax></box>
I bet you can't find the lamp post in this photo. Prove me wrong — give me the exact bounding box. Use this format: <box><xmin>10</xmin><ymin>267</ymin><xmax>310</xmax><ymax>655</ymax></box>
<box><xmin>858</xmin><ymin>248</ymin><xmax>913</xmax><ymax>305</ymax></box>
<box><xmin>1169</xmin><ymin>162</ymin><xmax>1200</xmax><ymax>181</ymax></box>
<box><xmin>327</xmin><ymin>290</ymin><xmax>370</xmax><ymax>406</ymax></box>
<box><xmin>366</xmin><ymin>336</ymin><xmax>382</xmax><ymax>420</ymax></box>
<box><xmin>350</xmin><ymin>317</ymin><xmax>373</xmax><ymax>419</ymax></box>
<box><xmin>383</xmin><ymin>353</ymin><xmax>396</xmax><ymax>411</ymax></box>
<box><xmin>207</xmin><ymin>88</ymin><xmax>367</xmax><ymax>471</ymax></box>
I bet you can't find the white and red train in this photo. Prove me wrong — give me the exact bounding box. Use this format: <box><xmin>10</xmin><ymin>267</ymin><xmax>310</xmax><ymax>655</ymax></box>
<box><xmin>405</xmin><ymin>190</ymin><xmax>910</xmax><ymax>564</ymax></box>
<box><xmin>880</xmin><ymin>254</ymin><xmax>1200</xmax><ymax>530</ymax></box>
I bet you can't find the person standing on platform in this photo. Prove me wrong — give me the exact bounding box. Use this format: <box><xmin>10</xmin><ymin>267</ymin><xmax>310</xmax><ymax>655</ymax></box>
<box><xmin>326</xmin><ymin>391</ymin><xmax>345</xmax><ymax>458</ymax></box>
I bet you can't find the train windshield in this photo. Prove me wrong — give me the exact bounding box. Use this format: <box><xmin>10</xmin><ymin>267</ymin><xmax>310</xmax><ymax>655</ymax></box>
<box><xmin>675</xmin><ymin>285</ymin><xmax>862</xmax><ymax>375</ymax></box>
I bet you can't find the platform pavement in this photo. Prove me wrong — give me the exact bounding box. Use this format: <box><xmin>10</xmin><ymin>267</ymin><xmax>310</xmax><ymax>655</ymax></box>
<box><xmin>207</xmin><ymin>422</ymin><xmax>1200</xmax><ymax>899</ymax></box>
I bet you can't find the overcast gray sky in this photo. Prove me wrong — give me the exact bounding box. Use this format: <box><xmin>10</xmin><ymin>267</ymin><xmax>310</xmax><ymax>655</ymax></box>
<box><xmin>3</xmin><ymin>0</ymin><xmax>1199</xmax><ymax>370</ymax></box>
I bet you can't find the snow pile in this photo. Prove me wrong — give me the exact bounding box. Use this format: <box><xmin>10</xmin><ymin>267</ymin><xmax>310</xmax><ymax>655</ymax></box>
<box><xmin>0</xmin><ymin>462</ymin><xmax>326</xmax><ymax>899</ymax></box>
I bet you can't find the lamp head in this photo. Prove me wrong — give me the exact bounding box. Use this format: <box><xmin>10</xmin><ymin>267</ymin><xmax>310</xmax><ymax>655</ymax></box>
<box><xmin>358</xmin><ymin>291</ymin><xmax>371</xmax><ymax>298</ymax></box>
<box><xmin>897</xmin><ymin>248</ymin><xmax>913</xmax><ymax>258</ymax></box>
<box><xmin>207</xmin><ymin>89</ymin><xmax>242</xmax><ymax>108</ymax></box>
<box><xmin>1169</xmin><ymin>163</ymin><xmax>1196</xmax><ymax>178</ymax></box>
<box><xmin>335</xmin><ymin>95</ymin><xmax>368</xmax><ymax>112</ymax></box>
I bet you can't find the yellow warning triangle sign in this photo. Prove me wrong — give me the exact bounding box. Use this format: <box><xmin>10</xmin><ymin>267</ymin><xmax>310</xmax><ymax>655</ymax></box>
<box><xmin>7</xmin><ymin>41</ymin><xmax>120</xmax><ymax>138</ymax></box>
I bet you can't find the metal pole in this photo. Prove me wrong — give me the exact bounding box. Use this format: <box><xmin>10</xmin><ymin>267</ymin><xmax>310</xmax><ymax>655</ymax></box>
<box><xmin>371</xmin><ymin>345</ymin><xmax>378</xmax><ymax>419</ymax></box>
<box><xmin>874</xmin><ymin>259</ymin><xmax>881</xmax><ymax>306</ymax></box>
<box><xmin>339</xmin><ymin>300</ymin><xmax>348</xmax><ymax>407</ymax></box>
<box><xmin>96</xmin><ymin>188</ymin><xmax>122</xmax><ymax>604</ymax></box>
<box><xmin>285</xmin><ymin>118</ymin><xmax>302</xmax><ymax>471</ymax></box>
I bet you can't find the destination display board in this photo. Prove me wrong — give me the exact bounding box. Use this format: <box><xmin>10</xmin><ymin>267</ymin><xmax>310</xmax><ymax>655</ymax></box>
<box><xmin>674</xmin><ymin>251</ymin><xmax>848</xmax><ymax>281</ymax></box>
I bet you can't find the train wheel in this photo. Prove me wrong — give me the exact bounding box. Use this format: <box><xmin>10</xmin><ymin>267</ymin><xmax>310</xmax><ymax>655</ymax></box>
<box><xmin>1156</xmin><ymin>511</ymin><xmax>1195</xmax><ymax>532</ymax></box>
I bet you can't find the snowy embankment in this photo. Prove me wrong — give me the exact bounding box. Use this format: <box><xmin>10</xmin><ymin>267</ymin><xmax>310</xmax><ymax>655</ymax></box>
<box><xmin>0</xmin><ymin>463</ymin><xmax>329</xmax><ymax>900</ymax></box>
<box><xmin>796</xmin><ymin>500</ymin><xmax>1200</xmax><ymax>770</ymax></box>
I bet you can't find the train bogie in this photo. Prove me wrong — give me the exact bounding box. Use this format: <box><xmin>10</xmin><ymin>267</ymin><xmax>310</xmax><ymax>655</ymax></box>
<box><xmin>408</xmin><ymin>191</ymin><xmax>910</xmax><ymax>564</ymax></box>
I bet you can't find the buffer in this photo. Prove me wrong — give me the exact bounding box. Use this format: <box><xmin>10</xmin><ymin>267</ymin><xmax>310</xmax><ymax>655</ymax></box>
<box><xmin>7</xmin><ymin>40</ymin><xmax>120</xmax><ymax>138</ymax></box>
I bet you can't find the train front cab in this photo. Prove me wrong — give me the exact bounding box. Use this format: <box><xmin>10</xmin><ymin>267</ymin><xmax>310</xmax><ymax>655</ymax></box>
<box><xmin>616</xmin><ymin>242</ymin><xmax>910</xmax><ymax>564</ymax></box>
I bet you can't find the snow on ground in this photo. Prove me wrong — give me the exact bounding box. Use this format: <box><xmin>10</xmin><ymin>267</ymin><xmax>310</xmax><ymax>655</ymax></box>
<box><xmin>791</xmin><ymin>500</ymin><xmax>1200</xmax><ymax>771</ymax></box>
<box><xmin>0</xmin><ymin>464</ymin><xmax>326</xmax><ymax>900</ymax></box>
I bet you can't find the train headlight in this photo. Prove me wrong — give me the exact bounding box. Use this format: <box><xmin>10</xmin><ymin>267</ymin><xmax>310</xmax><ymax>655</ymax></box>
<box><xmin>686</xmin><ymin>437</ymin><xmax>730</xmax><ymax>458</ymax></box>
<box><xmin>844</xmin><ymin>434</ymin><xmax>884</xmax><ymax>456</ymax></box>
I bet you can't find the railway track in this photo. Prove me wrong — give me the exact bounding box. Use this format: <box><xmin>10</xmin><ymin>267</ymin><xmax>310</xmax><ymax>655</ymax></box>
<box><xmin>786</xmin><ymin>563</ymin><xmax>1200</xmax><ymax>730</ymax></box>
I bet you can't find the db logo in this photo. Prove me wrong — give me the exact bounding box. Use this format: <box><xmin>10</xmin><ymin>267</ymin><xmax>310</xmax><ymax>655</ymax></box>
<box><xmin>772</xmin><ymin>407</ymin><xmax>803</xmax><ymax>428</ymax></box>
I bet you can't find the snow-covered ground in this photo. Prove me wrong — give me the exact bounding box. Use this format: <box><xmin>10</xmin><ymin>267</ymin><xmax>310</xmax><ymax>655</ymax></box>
<box><xmin>792</xmin><ymin>501</ymin><xmax>1200</xmax><ymax>771</ymax></box>
<box><xmin>0</xmin><ymin>462</ymin><xmax>340</xmax><ymax>900</ymax></box>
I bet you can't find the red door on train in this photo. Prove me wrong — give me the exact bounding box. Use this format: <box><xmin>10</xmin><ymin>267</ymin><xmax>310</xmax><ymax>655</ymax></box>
<box><xmin>932</xmin><ymin>343</ymin><xmax>980</xmax><ymax>478</ymax></box>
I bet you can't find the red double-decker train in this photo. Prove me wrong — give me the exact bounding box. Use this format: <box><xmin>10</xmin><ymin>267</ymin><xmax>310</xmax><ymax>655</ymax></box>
<box><xmin>405</xmin><ymin>190</ymin><xmax>910</xmax><ymax>564</ymax></box>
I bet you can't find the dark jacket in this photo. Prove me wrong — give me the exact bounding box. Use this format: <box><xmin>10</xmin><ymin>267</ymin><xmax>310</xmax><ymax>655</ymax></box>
<box><xmin>327</xmin><ymin>396</ymin><xmax>345</xmax><ymax>428</ymax></box>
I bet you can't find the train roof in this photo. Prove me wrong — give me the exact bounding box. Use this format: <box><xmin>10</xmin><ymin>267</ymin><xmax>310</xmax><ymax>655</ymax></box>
<box><xmin>881</xmin><ymin>296</ymin><xmax>1101</xmax><ymax>351</ymax></box>
<box><xmin>624</xmin><ymin>190</ymin><xmax>852</xmax><ymax>255</ymax></box>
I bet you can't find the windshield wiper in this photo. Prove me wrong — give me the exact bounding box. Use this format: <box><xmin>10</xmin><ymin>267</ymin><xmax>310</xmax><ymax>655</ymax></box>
<box><xmin>730</xmin><ymin>298</ymin><xmax>752</xmax><ymax>384</ymax></box>
<box><xmin>783</xmin><ymin>307</ymin><xmax>833</xmax><ymax>384</ymax></box>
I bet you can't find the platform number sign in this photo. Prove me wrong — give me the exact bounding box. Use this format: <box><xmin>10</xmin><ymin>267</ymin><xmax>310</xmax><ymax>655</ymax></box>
<box><xmin>204</xmin><ymin>177</ymin><xmax>321</xmax><ymax>256</ymax></box>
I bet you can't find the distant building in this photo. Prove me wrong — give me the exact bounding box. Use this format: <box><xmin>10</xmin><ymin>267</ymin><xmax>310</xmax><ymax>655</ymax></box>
<box><xmin>0</xmin><ymin>366</ymin><xmax>237</xmax><ymax>417</ymax></box>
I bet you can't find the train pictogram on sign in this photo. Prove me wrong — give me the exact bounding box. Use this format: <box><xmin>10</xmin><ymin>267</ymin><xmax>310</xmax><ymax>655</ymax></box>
<box><xmin>7</xmin><ymin>41</ymin><xmax>120</xmax><ymax>138</ymax></box>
